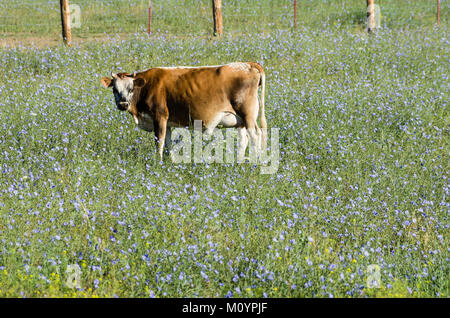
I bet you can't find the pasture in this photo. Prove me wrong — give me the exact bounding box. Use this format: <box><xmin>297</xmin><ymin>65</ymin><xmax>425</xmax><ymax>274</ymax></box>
<box><xmin>0</xmin><ymin>0</ymin><xmax>448</xmax><ymax>297</ymax></box>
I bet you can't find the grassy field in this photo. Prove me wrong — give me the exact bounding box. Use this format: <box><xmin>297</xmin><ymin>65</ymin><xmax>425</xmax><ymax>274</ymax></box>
<box><xmin>0</xmin><ymin>0</ymin><xmax>448</xmax><ymax>39</ymax></box>
<box><xmin>0</xmin><ymin>0</ymin><xmax>448</xmax><ymax>297</ymax></box>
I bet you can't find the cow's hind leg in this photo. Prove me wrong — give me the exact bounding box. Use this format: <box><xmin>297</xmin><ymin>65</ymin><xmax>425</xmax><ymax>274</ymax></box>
<box><xmin>237</xmin><ymin>127</ymin><xmax>248</xmax><ymax>163</ymax></box>
<box><xmin>241</xmin><ymin>97</ymin><xmax>262</xmax><ymax>163</ymax></box>
<box><xmin>245</xmin><ymin>121</ymin><xmax>261</xmax><ymax>163</ymax></box>
<box><xmin>204</xmin><ymin>113</ymin><xmax>225</xmax><ymax>138</ymax></box>
<box><xmin>216</xmin><ymin>112</ymin><xmax>248</xmax><ymax>162</ymax></box>
<box><xmin>208</xmin><ymin>111</ymin><xmax>248</xmax><ymax>162</ymax></box>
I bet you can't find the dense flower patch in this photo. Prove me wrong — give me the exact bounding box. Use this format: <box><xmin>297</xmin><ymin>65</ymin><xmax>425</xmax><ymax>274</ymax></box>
<box><xmin>0</xmin><ymin>25</ymin><xmax>448</xmax><ymax>297</ymax></box>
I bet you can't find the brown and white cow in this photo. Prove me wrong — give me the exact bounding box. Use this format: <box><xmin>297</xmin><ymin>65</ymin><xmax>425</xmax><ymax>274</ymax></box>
<box><xmin>101</xmin><ymin>62</ymin><xmax>267</xmax><ymax>161</ymax></box>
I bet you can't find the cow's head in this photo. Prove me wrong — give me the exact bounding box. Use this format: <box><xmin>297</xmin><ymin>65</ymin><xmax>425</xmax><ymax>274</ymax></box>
<box><xmin>101</xmin><ymin>72</ymin><xmax>145</xmax><ymax>111</ymax></box>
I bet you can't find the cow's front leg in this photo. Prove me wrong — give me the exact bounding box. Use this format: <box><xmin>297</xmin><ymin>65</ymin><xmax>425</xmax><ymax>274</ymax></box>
<box><xmin>154</xmin><ymin>118</ymin><xmax>168</xmax><ymax>161</ymax></box>
<box><xmin>164</xmin><ymin>126</ymin><xmax>172</xmax><ymax>152</ymax></box>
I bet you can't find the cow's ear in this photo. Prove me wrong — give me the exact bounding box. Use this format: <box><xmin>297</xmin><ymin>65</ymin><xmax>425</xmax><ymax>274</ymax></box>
<box><xmin>101</xmin><ymin>77</ymin><xmax>113</xmax><ymax>88</ymax></box>
<box><xmin>133</xmin><ymin>77</ymin><xmax>145</xmax><ymax>88</ymax></box>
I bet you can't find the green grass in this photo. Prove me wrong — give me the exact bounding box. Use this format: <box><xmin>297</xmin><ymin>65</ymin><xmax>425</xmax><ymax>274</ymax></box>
<box><xmin>0</xmin><ymin>0</ymin><xmax>448</xmax><ymax>38</ymax></box>
<box><xmin>0</xmin><ymin>0</ymin><xmax>448</xmax><ymax>298</ymax></box>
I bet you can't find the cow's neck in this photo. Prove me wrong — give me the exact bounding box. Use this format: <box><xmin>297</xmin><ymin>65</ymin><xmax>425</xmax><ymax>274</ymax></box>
<box><xmin>127</xmin><ymin>89</ymin><xmax>140</xmax><ymax>121</ymax></box>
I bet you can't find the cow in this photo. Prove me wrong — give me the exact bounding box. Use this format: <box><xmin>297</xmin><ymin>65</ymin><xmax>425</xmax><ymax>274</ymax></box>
<box><xmin>100</xmin><ymin>62</ymin><xmax>267</xmax><ymax>162</ymax></box>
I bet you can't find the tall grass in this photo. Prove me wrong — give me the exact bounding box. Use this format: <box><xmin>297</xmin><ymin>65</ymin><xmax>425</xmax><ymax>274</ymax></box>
<box><xmin>0</xmin><ymin>0</ymin><xmax>448</xmax><ymax>298</ymax></box>
<box><xmin>0</xmin><ymin>0</ymin><xmax>448</xmax><ymax>38</ymax></box>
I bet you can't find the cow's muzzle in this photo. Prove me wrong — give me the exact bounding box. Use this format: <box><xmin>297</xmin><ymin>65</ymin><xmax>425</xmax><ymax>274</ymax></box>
<box><xmin>117</xmin><ymin>102</ymin><xmax>129</xmax><ymax>111</ymax></box>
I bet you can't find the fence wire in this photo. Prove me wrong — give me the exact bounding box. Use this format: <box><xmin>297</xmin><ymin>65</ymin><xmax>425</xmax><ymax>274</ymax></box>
<box><xmin>0</xmin><ymin>0</ymin><xmax>446</xmax><ymax>37</ymax></box>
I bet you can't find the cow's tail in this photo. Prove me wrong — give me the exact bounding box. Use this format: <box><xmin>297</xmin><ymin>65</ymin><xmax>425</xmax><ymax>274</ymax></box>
<box><xmin>257</xmin><ymin>64</ymin><xmax>267</xmax><ymax>151</ymax></box>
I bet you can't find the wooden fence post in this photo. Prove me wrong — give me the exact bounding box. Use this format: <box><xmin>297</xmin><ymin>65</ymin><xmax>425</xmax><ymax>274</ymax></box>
<box><xmin>367</xmin><ymin>0</ymin><xmax>376</xmax><ymax>32</ymax></box>
<box><xmin>294</xmin><ymin>0</ymin><xmax>298</xmax><ymax>29</ymax></box>
<box><xmin>148</xmin><ymin>0</ymin><xmax>153</xmax><ymax>36</ymax></box>
<box><xmin>437</xmin><ymin>0</ymin><xmax>440</xmax><ymax>26</ymax></box>
<box><xmin>212</xmin><ymin>0</ymin><xmax>223</xmax><ymax>36</ymax></box>
<box><xmin>60</xmin><ymin>0</ymin><xmax>72</xmax><ymax>46</ymax></box>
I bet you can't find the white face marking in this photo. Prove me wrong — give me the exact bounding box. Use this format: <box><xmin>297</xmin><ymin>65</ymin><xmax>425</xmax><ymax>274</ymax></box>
<box><xmin>112</xmin><ymin>76</ymin><xmax>134</xmax><ymax>110</ymax></box>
